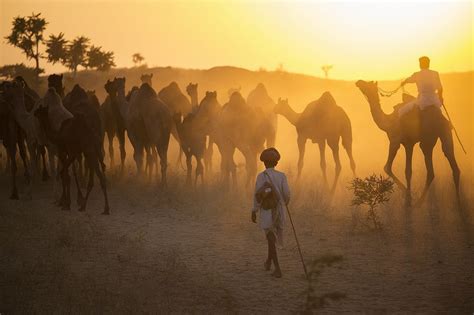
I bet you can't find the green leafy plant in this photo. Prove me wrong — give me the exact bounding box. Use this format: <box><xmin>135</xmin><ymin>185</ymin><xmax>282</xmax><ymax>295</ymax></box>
<box><xmin>300</xmin><ymin>255</ymin><xmax>346</xmax><ymax>313</ymax></box>
<box><xmin>349</xmin><ymin>174</ymin><xmax>394</xmax><ymax>230</ymax></box>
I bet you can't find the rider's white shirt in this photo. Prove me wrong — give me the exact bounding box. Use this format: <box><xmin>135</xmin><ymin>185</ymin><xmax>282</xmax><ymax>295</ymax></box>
<box><xmin>406</xmin><ymin>69</ymin><xmax>443</xmax><ymax>109</ymax></box>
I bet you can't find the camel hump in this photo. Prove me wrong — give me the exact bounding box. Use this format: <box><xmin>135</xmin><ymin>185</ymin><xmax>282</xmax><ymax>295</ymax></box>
<box><xmin>319</xmin><ymin>91</ymin><xmax>337</xmax><ymax>107</ymax></box>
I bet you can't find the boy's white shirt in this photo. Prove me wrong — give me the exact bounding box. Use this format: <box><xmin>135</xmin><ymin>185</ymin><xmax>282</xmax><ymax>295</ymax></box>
<box><xmin>252</xmin><ymin>168</ymin><xmax>290</xmax><ymax>230</ymax></box>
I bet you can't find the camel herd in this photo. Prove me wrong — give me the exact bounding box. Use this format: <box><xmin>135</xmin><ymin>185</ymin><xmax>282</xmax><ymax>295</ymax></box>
<box><xmin>0</xmin><ymin>74</ymin><xmax>461</xmax><ymax>214</ymax></box>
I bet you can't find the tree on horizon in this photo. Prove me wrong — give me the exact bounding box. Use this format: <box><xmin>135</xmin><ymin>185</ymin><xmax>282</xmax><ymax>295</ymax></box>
<box><xmin>132</xmin><ymin>53</ymin><xmax>145</xmax><ymax>67</ymax></box>
<box><xmin>87</xmin><ymin>45</ymin><xmax>116</xmax><ymax>71</ymax></box>
<box><xmin>4</xmin><ymin>12</ymin><xmax>48</xmax><ymax>82</ymax></box>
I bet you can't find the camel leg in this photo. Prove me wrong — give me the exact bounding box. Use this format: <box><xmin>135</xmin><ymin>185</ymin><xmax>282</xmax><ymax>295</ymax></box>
<box><xmin>79</xmin><ymin>165</ymin><xmax>94</xmax><ymax>212</ymax></box>
<box><xmin>38</xmin><ymin>145</ymin><xmax>50</xmax><ymax>181</ymax></box>
<box><xmin>156</xmin><ymin>145</ymin><xmax>168</xmax><ymax>188</ymax></box>
<box><xmin>26</xmin><ymin>141</ymin><xmax>37</xmax><ymax>181</ymax></box>
<box><xmin>230</xmin><ymin>149</ymin><xmax>237</xmax><ymax>188</ymax></box>
<box><xmin>267</xmin><ymin>129</ymin><xmax>276</xmax><ymax>148</ymax></box>
<box><xmin>384</xmin><ymin>142</ymin><xmax>406</xmax><ymax>191</ymax></box>
<box><xmin>297</xmin><ymin>137</ymin><xmax>306</xmax><ymax>179</ymax></box>
<box><xmin>318</xmin><ymin>141</ymin><xmax>328</xmax><ymax>187</ymax></box>
<box><xmin>135</xmin><ymin>145</ymin><xmax>144</xmax><ymax>177</ymax></box>
<box><xmin>343</xmin><ymin>139</ymin><xmax>356</xmax><ymax>176</ymax></box>
<box><xmin>185</xmin><ymin>151</ymin><xmax>192</xmax><ymax>186</ymax></box>
<box><xmin>92</xmin><ymin>159</ymin><xmax>110</xmax><ymax>215</ymax></box>
<box><xmin>7</xmin><ymin>144</ymin><xmax>19</xmax><ymax>200</ymax></box>
<box><xmin>107</xmin><ymin>131</ymin><xmax>115</xmax><ymax>170</ymax></box>
<box><xmin>72</xmin><ymin>162</ymin><xmax>85</xmax><ymax>208</ymax></box>
<box><xmin>117</xmin><ymin>129</ymin><xmax>126</xmax><ymax>176</ymax></box>
<box><xmin>195</xmin><ymin>156</ymin><xmax>204</xmax><ymax>187</ymax></box>
<box><xmin>418</xmin><ymin>140</ymin><xmax>436</xmax><ymax>204</ymax></box>
<box><xmin>440</xmin><ymin>127</ymin><xmax>461</xmax><ymax>196</ymax></box>
<box><xmin>404</xmin><ymin>144</ymin><xmax>414</xmax><ymax>205</ymax></box>
<box><xmin>60</xmin><ymin>157</ymin><xmax>74</xmax><ymax>211</ymax></box>
<box><xmin>204</xmin><ymin>137</ymin><xmax>214</xmax><ymax>173</ymax></box>
<box><xmin>328</xmin><ymin>140</ymin><xmax>341</xmax><ymax>194</ymax></box>
<box><xmin>18</xmin><ymin>138</ymin><xmax>30</xmax><ymax>185</ymax></box>
<box><xmin>242</xmin><ymin>147</ymin><xmax>257</xmax><ymax>187</ymax></box>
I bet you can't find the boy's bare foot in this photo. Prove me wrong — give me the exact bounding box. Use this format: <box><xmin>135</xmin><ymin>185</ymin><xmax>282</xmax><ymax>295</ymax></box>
<box><xmin>264</xmin><ymin>260</ymin><xmax>271</xmax><ymax>271</ymax></box>
<box><xmin>271</xmin><ymin>269</ymin><xmax>282</xmax><ymax>278</ymax></box>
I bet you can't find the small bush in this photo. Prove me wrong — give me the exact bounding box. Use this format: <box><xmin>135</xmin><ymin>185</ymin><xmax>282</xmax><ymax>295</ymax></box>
<box><xmin>348</xmin><ymin>174</ymin><xmax>394</xmax><ymax>230</ymax></box>
<box><xmin>300</xmin><ymin>254</ymin><xmax>346</xmax><ymax>313</ymax></box>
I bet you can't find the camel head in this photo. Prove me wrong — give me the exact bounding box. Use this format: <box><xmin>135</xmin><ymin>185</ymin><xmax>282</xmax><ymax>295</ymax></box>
<box><xmin>140</xmin><ymin>73</ymin><xmax>153</xmax><ymax>86</ymax></box>
<box><xmin>104</xmin><ymin>79</ymin><xmax>118</xmax><ymax>96</ymax></box>
<box><xmin>227</xmin><ymin>86</ymin><xmax>241</xmax><ymax>98</ymax></box>
<box><xmin>355</xmin><ymin>80</ymin><xmax>379</xmax><ymax>102</ymax></box>
<box><xmin>48</xmin><ymin>74</ymin><xmax>64</xmax><ymax>96</ymax></box>
<box><xmin>199</xmin><ymin>91</ymin><xmax>219</xmax><ymax>116</ymax></box>
<box><xmin>186</xmin><ymin>82</ymin><xmax>198</xmax><ymax>96</ymax></box>
<box><xmin>2</xmin><ymin>80</ymin><xmax>24</xmax><ymax>101</ymax></box>
<box><xmin>228</xmin><ymin>91</ymin><xmax>246</xmax><ymax>107</ymax></box>
<box><xmin>274</xmin><ymin>97</ymin><xmax>289</xmax><ymax>115</ymax></box>
<box><xmin>114</xmin><ymin>77</ymin><xmax>126</xmax><ymax>93</ymax></box>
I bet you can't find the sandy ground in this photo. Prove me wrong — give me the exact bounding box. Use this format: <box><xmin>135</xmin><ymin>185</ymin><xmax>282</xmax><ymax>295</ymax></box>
<box><xmin>0</xmin><ymin>166</ymin><xmax>473</xmax><ymax>314</ymax></box>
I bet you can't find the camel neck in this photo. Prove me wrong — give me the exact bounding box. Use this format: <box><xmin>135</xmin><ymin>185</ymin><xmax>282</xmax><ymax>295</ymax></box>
<box><xmin>10</xmin><ymin>94</ymin><xmax>32</xmax><ymax>131</ymax></box>
<box><xmin>189</xmin><ymin>92</ymin><xmax>198</xmax><ymax>108</ymax></box>
<box><xmin>117</xmin><ymin>89</ymin><xmax>126</xmax><ymax>101</ymax></box>
<box><xmin>278</xmin><ymin>104</ymin><xmax>300</xmax><ymax>126</ymax></box>
<box><xmin>115</xmin><ymin>89</ymin><xmax>129</xmax><ymax>119</ymax></box>
<box><xmin>366</xmin><ymin>94</ymin><xmax>390</xmax><ymax>131</ymax></box>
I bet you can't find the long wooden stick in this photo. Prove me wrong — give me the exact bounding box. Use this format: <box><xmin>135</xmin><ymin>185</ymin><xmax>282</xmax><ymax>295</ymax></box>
<box><xmin>442</xmin><ymin>103</ymin><xmax>467</xmax><ymax>155</ymax></box>
<box><xmin>283</xmin><ymin>202</ymin><xmax>309</xmax><ymax>280</ymax></box>
<box><xmin>264</xmin><ymin>171</ymin><xmax>309</xmax><ymax>280</ymax></box>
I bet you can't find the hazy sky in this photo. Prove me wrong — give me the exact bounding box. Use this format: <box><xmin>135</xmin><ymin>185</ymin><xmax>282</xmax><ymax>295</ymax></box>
<box><xmin>1</xmin><ymin>0</ymin><xmax>472</xmax><ymax>80</ymax></box>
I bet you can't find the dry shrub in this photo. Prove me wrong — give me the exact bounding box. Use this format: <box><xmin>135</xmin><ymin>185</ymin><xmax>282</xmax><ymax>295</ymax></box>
<box><xmin>300</xmin><ymin>254</ymin><xmax>346</xmax><ymax>313</ymax></box>
<box><xmin>348</xmin><ymin>174</ymin><xmax>394</xmax><ymax>230</ymax></box>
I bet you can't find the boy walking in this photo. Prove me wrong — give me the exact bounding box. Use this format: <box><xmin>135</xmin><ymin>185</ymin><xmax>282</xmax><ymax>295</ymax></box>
<box><xmin>251</xmin><ymin>147</ymin><xmax>290</xmax><ymax>278</ymax></box>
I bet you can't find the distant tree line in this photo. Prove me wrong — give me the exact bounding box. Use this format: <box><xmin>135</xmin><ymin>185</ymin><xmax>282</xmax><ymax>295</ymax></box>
<box><xmin>3</xmin><ymin>12</ymin><xmax>115</xmax><ymax>83</ymax></box>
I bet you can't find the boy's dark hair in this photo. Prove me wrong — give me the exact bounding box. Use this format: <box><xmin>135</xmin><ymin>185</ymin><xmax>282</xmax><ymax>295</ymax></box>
<box><xmin>264</xmin><ymin>161</ymin><xmax>278</xmax><ymax>168</ymax></box>
<box><xmin>419</xmin><ymin>56</ymin><xmax>430</xmax><ymax>69</ymax></box>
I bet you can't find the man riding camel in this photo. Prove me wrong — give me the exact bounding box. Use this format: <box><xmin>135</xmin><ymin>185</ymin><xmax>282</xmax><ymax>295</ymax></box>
<box><xmin>398</xmin><ymin>56</ymin><xmax>444</xmax><ymax>117</ymax></box>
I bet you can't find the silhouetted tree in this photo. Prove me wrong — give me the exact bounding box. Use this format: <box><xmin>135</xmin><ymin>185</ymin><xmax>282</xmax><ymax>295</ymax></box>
<box><xmin>66</xmin><ymin>36</ymin><xmax>90</xmax><ymax>76</ymax></box>
<box><xmin>4</xmin><ymin>12</ymin><xmax>48</xmax><ymax>80</ymax></box>
<box><xmin>45</xmin><ymin>32</ymin><xmax>68</xmax><ymax>64</ymax></box>
<box><xmin>132</xmin><ymin>53</ymin><xmax>145</xmax><ymax>67</ymax></box>
<box><xmin>321</xmin><ymin>65</ymin><xmax>333</xmax><ymax>79</ymax></box>
<box><xmin>87</xmin><ymin>45</ymin><xmax>115</xmax><ymax>71</ymax></box>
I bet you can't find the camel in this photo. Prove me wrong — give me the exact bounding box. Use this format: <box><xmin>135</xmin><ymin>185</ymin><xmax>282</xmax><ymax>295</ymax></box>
<box><xmin>158</xmin><ymin>81</ymin><xmax>192</xmax><ymax>116</ymax></box>
<box><xmin>247</xmin><ymin>83</ymin><xmax>278</xmax><ymax>147</ymax></box>
<box><xmin>186</xmin><ymin>83</ymin><xmax>199</xmax><ymax>110</ymax></box>
<box><xmin>0</xmin><ymin>82</ymin><xmax>30</xmax><ymax>199</ymax></box>
<box><xmin>64</xmin><ymin>84</ymin><xmax>104</xmax><ymax>180</ymax></box>
<box><xmin>102</xmin><ymin>80</ymin><xmax>127</xmax><ymax>174</ymax></box>
<box><xmin>355</xmin><ymin>80</ymin><xmax>460</xmax><ymax>203</ymax></box>
<box><xmin>274</xmin><ymin>92</ymin><xmax>356</xmax><ymax>192</ymax></box>
<box><xmin>140</xmin><ymin>73</ymin><xmax>153</xmax><ymax>87</ymax></box>
<box><xmin>3</xmin><ymin>79</ymin><xmax>50</xmax><ymax>188</ymax></box>
<box><xmin>135</xmin><ymin>83</ymin><xmax>173</xmax><ymax>187</ymax></box>
<box><xmin>158</xmin><ymin>82</ymin><xmax>192</xmax><ymax>164</ymax></box>
<box><xmin>213</xmin><ymin>92</ymin><xmax>266</xmax><ymax>187</ymax></box>
<box><xmin>108</xmin><ymin>77</ymin><xmax>154</xmax><ymax>176</ymax></box>
<box><xmin>35</xmin><ymin>88</ymin><xmax>110</xmax><ymax>214</ymax></box>
<box><xmin>173</xmin><ymin>90</ymin><xmax>221</xmax><ymax>186</ymax></box>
